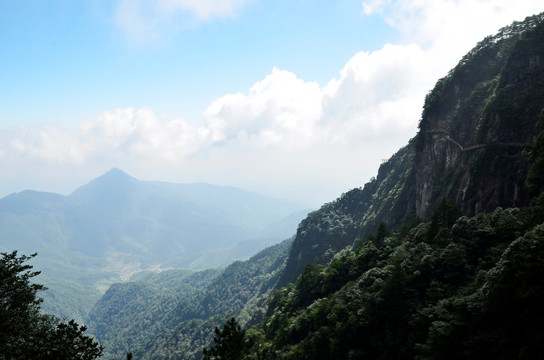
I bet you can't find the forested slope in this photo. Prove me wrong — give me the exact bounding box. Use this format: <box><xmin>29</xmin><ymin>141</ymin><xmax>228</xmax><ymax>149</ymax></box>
<box><xmin>278</xmin><ymin>144</ymin><xmax>415</xmax><ymax>286</ymax></box>
<box><xmin>252</xmin><ymin>197</ymin><xmax>544</xmax><ymax>359</ymax></box>
<box><xmin>87</xmin><ymin>238</ymin><xmax>292</xmax><ymax>359</ymax></box>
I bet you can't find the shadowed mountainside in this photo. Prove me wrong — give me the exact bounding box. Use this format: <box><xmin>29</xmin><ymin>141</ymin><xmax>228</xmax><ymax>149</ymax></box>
<box><xmin>278</xmin><ymin>13</ymin><xmax>544</xmax><ymax>286</ymax></box>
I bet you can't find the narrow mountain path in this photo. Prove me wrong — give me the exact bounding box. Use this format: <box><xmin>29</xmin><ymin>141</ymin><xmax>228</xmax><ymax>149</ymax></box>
<box><xmin>423</xmin><ymin>129</ymin><xmax>529</xmax><ymax>152</ymax></box>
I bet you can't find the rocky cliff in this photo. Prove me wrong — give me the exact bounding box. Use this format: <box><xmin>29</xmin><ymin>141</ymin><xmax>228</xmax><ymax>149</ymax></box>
<box><xmin>415</xmin><ymin>13</ymin><xmax>544</xmax><ymax>217</ymax></box>
<box><xmin>279</xmin><ymin>13</ymin><xmax>544</xmax><ymax>285</ymax></box>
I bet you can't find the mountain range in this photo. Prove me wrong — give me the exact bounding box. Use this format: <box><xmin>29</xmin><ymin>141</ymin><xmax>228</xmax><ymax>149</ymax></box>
<box><xmin>0</xmin><ymin>168</ymin><xmax>309</xmax><ymax>320</ymax></box>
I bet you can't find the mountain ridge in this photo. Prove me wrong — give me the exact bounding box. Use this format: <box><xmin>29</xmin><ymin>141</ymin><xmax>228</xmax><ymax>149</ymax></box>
<box><xmin>278</xmin><ymin>12</ymin><xmax>544</xmax><ymax>286</ymax></box>
<box><xmin>0</xmin><ymin>168</ymin><xmax>308</xmax><ymax>321</ymax></box>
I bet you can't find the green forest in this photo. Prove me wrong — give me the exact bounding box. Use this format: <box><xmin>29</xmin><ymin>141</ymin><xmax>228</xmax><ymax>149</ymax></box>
<box><xmin>248</xmin><ymin>199</ymin><xmax>544</xmax><ymax>358</ymax></box>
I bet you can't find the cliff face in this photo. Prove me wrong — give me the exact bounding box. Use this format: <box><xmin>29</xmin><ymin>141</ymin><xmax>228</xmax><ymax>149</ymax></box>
<box><xmin>279</xmin><ymin>13</ymin><xmax>544</xmax><ymax>285</ymax></box>
<box><xmin>278</xmin><ymin>145</ymin><xmax>415</xmax><ymax>286</ymax></box>
<box><xmin>415</xmin><ymin>14</ymin><xmax>544</xmax><ymax>217</ymax></box>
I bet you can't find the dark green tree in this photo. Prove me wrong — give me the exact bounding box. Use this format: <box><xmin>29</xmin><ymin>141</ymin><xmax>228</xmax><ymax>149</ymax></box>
<box><xmin>202</xmin><ymin>317</ymin><xmax>253</xmax><ymax>360</ymax></box>
<box><xmin>428</xmin><ymin>198</ymin><xmax>462</xmax><ymax>242</ymax></box>
<box><xmin>0</xmin><ymin>251</ymin><xmax>103</xmax><ymax>360</ymax></box>
<box><xmin>373</xmin><ymin>222</ymin><xmax>391</xmax><ymax>248</ymax></box>
<box><xmin>0</xmin><ymin>251</ymin><xmax>44</xmax><ymax>353</ymax></box>
<box><xmin>290</xmin><ymin>262</ymin><xmax>325</xmax><ymax>311</ymax></box>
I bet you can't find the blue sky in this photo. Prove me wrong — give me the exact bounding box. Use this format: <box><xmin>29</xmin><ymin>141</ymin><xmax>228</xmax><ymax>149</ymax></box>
<box><xmin>1</xmin><ymin>1</ymin><xmax>394</xmax><ymax>126</ymax></box>
<box><xmin>1</xmin><ymin>0</ymin><xmax>543</xmax><ymax>206</ymax></box>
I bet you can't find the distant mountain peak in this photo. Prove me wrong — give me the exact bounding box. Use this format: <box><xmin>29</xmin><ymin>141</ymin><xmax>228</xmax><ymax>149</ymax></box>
<box><xmin>90</xmin><ymin>167</ymin><xmax>135</xmax><ymax>183</ymax></box>
<box><xmin>100</xmin><ymin>167</ymin><xmax>132</xmax><ymax>179</ymax></box>
<box><xmin>102</xmin><ymin>167</ymin><xmax>134</xmax><ymax>181</ymax></box>
<box><xmin>70</xmin><ymin>167</ymin><xmax>138</xmax><ymax>200</ymax></box>
<box><xmin>106</xmin><ymin>167</ymin><xmax>126</xmax><ymax>175</ymax></box>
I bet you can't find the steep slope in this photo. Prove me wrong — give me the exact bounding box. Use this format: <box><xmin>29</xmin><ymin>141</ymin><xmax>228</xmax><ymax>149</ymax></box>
<box><xmin>279</xmin><ymin>13</ymin><xmax>544</xmax><ymax>285</ymax></box>
<box><xmin>415</xmin><ymin>13</ymin><xmax>544</xmax><ymax>217</ymax></box>
<box><xmin>278</xmin><ymin>144</ymin><xmax>415</xmax><ymax>286</ymax></box>
<box><xmin>255</xmin><ymin>196</ymin><xmax>544</xmax><ymax>359</ymax></box>
<box><xmin>251</xmin><ymin>15</ymin><xmax>544</xmax><ymax>358</ymax></box>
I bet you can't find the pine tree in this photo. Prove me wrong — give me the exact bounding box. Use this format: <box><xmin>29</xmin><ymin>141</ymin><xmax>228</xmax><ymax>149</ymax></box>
<box><xmin>202</xmin><ymin>317</ymin><xmax>253</xmax><ymax>360</ymax></box>
<box><xmin>0</xmin><ymin>251</ymin><xmax>103</xmax><ymax>360</ymax></box>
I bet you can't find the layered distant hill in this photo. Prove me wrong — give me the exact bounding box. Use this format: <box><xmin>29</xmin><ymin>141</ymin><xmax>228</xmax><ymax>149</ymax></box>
<box><xmin>0</xmin><ymin>168</ymin><xmax>309</xmax><ymax>320</ymax></box>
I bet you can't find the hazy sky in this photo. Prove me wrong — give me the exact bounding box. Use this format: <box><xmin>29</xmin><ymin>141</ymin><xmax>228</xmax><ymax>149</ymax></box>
<box><xmin>1</xmin><ymin>0</ymin><xmax>542</xmax><ymax>206</ymax></box>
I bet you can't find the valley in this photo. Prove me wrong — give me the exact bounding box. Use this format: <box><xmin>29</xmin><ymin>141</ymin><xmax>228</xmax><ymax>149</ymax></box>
<box><xmin>0</xmin><ymin>169</ymin><xmax>309</xmax><ymax>322</ymax></box>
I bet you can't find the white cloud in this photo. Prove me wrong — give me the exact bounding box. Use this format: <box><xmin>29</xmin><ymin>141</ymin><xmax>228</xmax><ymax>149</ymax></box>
<box><xmin>115</xmin><ymin>0</ymin><xmax>251</xmax><ymax>43</ymax></box>
<box><xmin>202</xmin><ymin>44</ymin><xmax>428</xmax><ymax>152</ymax></box>
<box><xmin>80</xmin><ymin>108</ymin><xmax>213</xmax><ymax>161</ymax></box>
<box><xmin>362</xmin><ymin>0</ymin><xmax>544</xmax><ymax>55</ymax></box>
<box><xmin>203</xmin><ymin>67</ymin><xmax>324</xmax><ymax>148</ymax></box>
<box><xmin>5</xmin><ymin>108</ymin><xmax>213</xmax><ymax>166</ymax></box>
<box><xmin>322</xmin><ymin>43</ymin><xmax>428</xmax><ymax>139</ymax></box>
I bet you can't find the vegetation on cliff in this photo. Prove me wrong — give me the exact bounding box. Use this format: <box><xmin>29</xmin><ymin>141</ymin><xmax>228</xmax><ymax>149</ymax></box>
<box><xmin>249</xmin><ymin>196</ymin><xmax>544</xmax><ymax>359</ymax></box>
<box><xmin>87</xmin><ymin>239</ymin><xmax>292</xmax><ymax>359</ymax></box>
<box><xmin>282</xmin><ymin>11</ymin><xmax>544</xmax><ymax>287</ymax></box>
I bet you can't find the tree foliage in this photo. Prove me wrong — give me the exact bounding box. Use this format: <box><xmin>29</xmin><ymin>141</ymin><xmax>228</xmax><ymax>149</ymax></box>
<box><xmin>0</xmin><ymin>251</ymin><xmax>103</xmax><ymax>360</ymax></box>
<box><xmin>251</xmin><ymin>197</ymin><xmax>544</xmax><ymax>359</ymax></box>
<box><xmin>202</xmin><ymin>318</ymin><xmax>254</xmax><ymax>360</ymax></box>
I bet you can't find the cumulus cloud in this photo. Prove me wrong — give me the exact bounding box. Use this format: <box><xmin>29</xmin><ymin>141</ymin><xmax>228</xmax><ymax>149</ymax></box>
<box><xmin>362</xmin><ymin>0</ymin><xmax>544</xmax><ymax>55</ymax></box>
<box><xmin>5</xmin><ymin>42</ymin><xmax>423</xmax><ymax>165</ymax></box>
<box><xmin>4</xmin><ymin>108</ymin><xmax>213</xmax><ymax>165</ymax></box>
<box><xmin>322</xmin><ymin>43</ymin><xmax>428</xmax><ymax>139</ymax></box>
<box><xmin>115</xmin><ymin>0</ymin><xmax>251</xmax><ymax>43</ymax></box>
<box><xmin>201</xmin><ymin>43</ymin><xmax>428</xmax><ymax>152</ymax></box>
<box><xmin>203</xmin><ymin>67</ymin><xmax>324</xmax><ymax>148</ymax></box>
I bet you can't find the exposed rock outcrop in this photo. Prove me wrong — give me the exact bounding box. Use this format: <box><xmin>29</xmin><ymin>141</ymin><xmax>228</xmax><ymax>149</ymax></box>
<box><xmin>279</xmin><ymin>13</ymin><xmax>544</xmax><ymax>285</ymax></box>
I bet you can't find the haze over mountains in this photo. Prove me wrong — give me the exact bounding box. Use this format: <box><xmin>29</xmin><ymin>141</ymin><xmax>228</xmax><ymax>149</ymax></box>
<box><xmin>0</xmin><ymin>168</ymin><xmax>309</xmax><ymax>320</ymax></box>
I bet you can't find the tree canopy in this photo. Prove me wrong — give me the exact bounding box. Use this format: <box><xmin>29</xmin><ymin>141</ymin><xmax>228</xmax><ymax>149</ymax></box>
<box><xmin>202</xmin><ymin>317</ymin><xmax>254</xmax><ymax>360</ymax></box>
<box><xmin>0</xmin><ymin>251</ymin><xmax>103</xmax><ymax>360</ymax></box>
